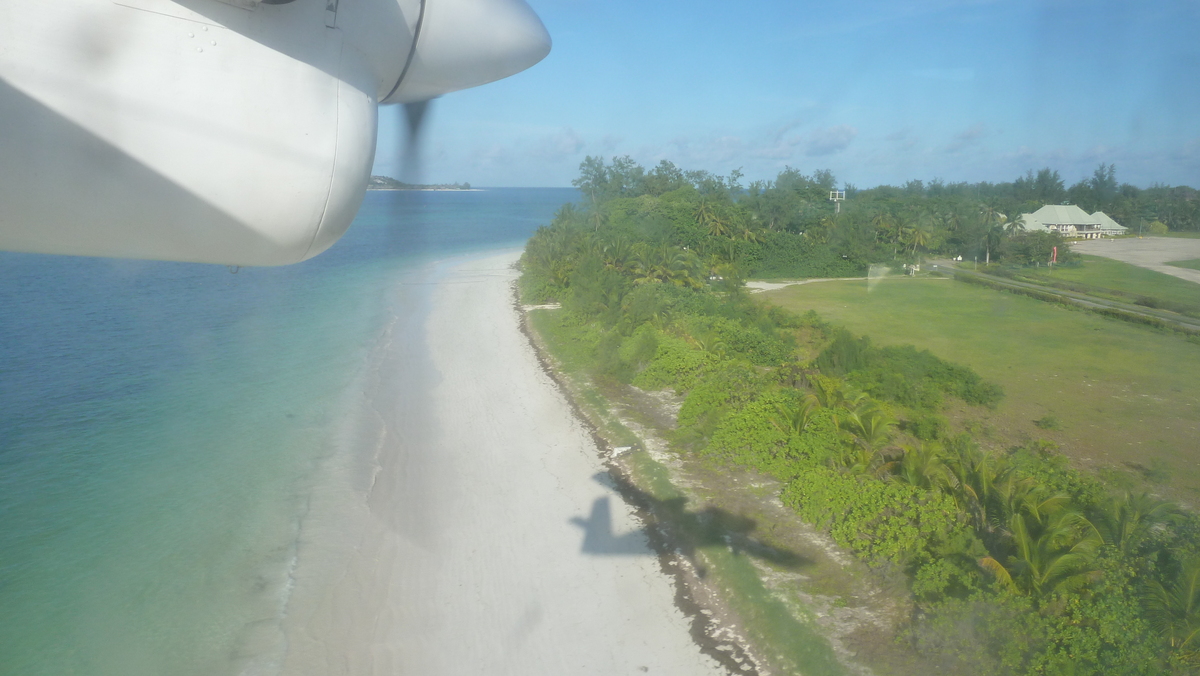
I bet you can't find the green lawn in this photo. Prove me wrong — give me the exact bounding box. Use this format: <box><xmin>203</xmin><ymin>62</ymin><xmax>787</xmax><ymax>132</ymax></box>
<box><xmin>1168</xmin><ymin>258</ymin><xmax>1200</xmax><ymax>272</ymax></box>
<box><xmin>1020</xmin><ymin>254</ymin><xmax>1200</xmax><ymax>315</ymax></box>
<box><xmin>759</xmin><ymin>277</ymin><xmax>1200</xmax><ymax>497</ymax></box>
<box><xmin>1164</xmin><ymin>232</ymin><xmax>1200</xmax><ymax>239</ymax></box>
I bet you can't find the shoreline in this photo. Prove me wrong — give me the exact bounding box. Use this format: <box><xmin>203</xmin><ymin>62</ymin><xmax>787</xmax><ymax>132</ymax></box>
<box><xmin>276</xmin><ymin>249</ymin><xmax>724</xmax><ymax>675</ymax></box>
<box><xmin>514</xmin><ymin>290</ymin><xmax>766</xmax><ymax>676</ymax></box>
<box><xmin>365</xmin><ymin>188</ymin><xmax>485</xmax><ymax>192</ymax></box>
<box><xmin>519</xmin><ymin>301</ymin><xmax>890</xmax><ymax>676</ymax></box>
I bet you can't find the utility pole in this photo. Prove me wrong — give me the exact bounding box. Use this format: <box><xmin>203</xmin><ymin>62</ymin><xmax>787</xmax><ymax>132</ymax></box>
<box><xmin>829</xmin><ymin>190</ymin><xmax>845</xmax><ymax>214</ymax></box>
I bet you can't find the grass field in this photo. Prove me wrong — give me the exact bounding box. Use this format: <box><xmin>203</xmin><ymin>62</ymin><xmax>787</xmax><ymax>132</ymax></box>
<box><xmin>1168</xmin><ymin>258</ymin><xmax>1200</xmax><ymax>272</ymax></box>
<box><xmin>759</xmin><ymin>277</ymin><xmax>1200</xmax><ymax>499</ymax></box>
<box><xmin>1164</xmin><ymin>232</ymin><xmax>1200</xmax><ymax>239</ymax></box>
<box><xmin>1019</xmin><ymin>255</ymin><xmax>1200</xmax><ymax>312</ymax></box>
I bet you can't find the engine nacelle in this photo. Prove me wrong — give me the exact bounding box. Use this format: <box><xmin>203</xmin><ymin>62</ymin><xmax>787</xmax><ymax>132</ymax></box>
<box><xmin>0</xmin><ymin>0</ymin><xmax>549</xmax><ymax>266</ymax></box>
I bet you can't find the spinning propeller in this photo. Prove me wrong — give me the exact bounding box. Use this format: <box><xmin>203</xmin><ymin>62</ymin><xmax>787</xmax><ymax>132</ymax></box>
<box><xmin>401</xmin><ymin>100</ymin><xmax>433</xmax><ymax>184</ymax></box>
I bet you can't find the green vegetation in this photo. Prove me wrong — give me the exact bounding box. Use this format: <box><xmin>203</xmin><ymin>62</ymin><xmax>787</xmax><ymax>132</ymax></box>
<box><xmin>1167</xmin><ymin>258</ymin><xmax>1200</xmax><ymax>272</ymax></box>
<box><xmin>521</xmin><ymin>157</ymin><xmax>1200</xmax><ymax>674</ymax></box>
<box><xmin>762</xmin><ymin>278</ymin><xmax>1200</xmax><ymax>496</ymax></box>
<box><xmin>529</xmin><ymin>310</ymin><xmax>848</xmax><ymax>676</ymax></box>
<box><xmin>1014</xmin><ymin>254</ymin><xmax>1200</xmax><ymax>318</ymax></box>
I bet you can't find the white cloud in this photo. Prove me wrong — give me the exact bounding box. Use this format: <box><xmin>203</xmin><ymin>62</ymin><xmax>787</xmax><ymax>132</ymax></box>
<box><xmin>599</xmin><ymin>134</ymin><xmax>623</xmax><ymax>153</ymax></box>
<box><xmin>885</xmin><ymin>128</ymin><xmax>919</xmax><ymax>151</ymax></box>
<box><xmin>531</xmin><ymin>127</ymin><xmax>586</xmax><ymax>161</ymax></box>
<box><xmin>945</xmin><ymin>123</ymin><xmax>986</xmax><ymax>153</ymax></box>
<box><xmin>1173</xmin><ymin>138</ymin><xmax>1200</xmax><ymax>162</ymax></box>
<box><xmin>806</xmin><ymin>125</ymin><xmax>859</xmax><ymax>156</ymax></box>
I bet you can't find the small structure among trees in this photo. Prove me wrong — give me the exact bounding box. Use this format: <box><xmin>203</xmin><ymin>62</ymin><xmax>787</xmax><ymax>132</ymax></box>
<box><xmin>1019</xmin><ymin>204</ymin><xmax>1128</xmax><ymax>239</ymax></box>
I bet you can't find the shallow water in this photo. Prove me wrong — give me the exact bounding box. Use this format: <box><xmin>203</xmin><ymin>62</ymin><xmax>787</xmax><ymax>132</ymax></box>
<box><xmin>0</xmin><ymin>189</ymin><xmax>573</xmax><ymax>676</ymax></box>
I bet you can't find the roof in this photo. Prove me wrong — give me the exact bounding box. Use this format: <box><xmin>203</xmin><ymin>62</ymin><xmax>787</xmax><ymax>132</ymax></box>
<box><xmin>1024</xmin><ymin>204</ymin><xmax>1099</xmax><ymax>227</ymax></box>
<box><xmin>1091</xmin><ymin>211</ymin><xmax>1127</xmax><ymax>232</ymax></box>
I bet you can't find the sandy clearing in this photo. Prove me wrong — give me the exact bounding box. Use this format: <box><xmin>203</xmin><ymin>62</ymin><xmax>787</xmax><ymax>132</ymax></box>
<box><xmin>746</xmin><ymin>276</ymin><xmax>954</xmax><ymax>293</ymax></box>
<box><xmin>746</xmin><ymin>278</ymin><xmax>866</xmax><ymax>292</ymax></box>
<box><xmin>1071</xmin><ymin>237</ymin><xmax>1200</xmax><ymax>285</ymax></box>
<box><xmin>279</xmin><ymin>250</ymin><xmax>724</xmax><ymax>676</ymax></box>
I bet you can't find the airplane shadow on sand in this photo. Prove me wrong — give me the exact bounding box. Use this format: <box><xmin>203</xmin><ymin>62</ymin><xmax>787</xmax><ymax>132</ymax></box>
<box><xmin>569</xmin><ymin>473</ymin><xmax>809</xmax><ymax>577</ymax></box>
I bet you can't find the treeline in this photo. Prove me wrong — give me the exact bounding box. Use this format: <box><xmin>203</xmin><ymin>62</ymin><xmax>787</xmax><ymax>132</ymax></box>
<box><xmin>521</xmin><ymin>158</ymin><xmax>1200</xmax><ymax>674</ymax></box>
<box><xmin>851</xmin><ymin>164</ymin><xmax>1198</xmax><ymax>235</ymax></box>
<box><xmin>551</xmin><ymin>157</ymin><xmax>1197</xmax><ymax>283</ymax></box>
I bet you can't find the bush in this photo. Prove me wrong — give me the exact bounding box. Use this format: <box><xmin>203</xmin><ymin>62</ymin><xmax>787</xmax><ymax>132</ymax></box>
<box><xmin>632</xmin><ymin>334</ymin><xmax>716</xmax><ymax>392</ymax></box>
<box><xmin>816</xmin><ymin>332</ymin><xmax>1004</xmax><ymax>411</ymax></box>
<box><xmin>781</xmin><ymin>466</ymin><xmax>974</xmax><ymax>566</ymax></box>
<box><xmin>703</xmin><ymin>394</ymin><xmax>840</xmax><ymax>478</ymax></box>
<box><xmin>673</xmin><ymin>361</ymin><xmax>765</xmax><ymax>440</ymax></box>
<box><xmin>745</xmin><ymin>231</ymin><xmax>866</xmax><ymax>278</ymax></box>
<box><xmin>518</xmin><ymin>267</ymin><xmax>563</xmax><ymax>304</ymax></box>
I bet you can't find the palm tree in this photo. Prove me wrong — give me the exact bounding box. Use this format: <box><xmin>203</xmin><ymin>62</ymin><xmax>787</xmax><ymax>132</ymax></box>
<box><xmin>894</xmin><ymin>213</ymin><xmax>916</xmax><ymax>254</ymax></box>
<box><xmin>695</xmin><ymin>197</ymin><xmax>730</xmax><ymax>238</ymax></box>
<box><xmin>771</xmin><ymin>395</ymin><xmax>819</xmax><ymax>436</ymax></box>
<box><xmin>946</xmin><ymin>208</ymin><xmax>965</xmax><ymax>233</ymax></box>
<box><xmin>944</xmin><ymin>437</ymin><xmax>1010</xmax><ymax>534</ymax></box>
<box><xmin>979</xmin><ymin>203</ymin><xmax>1006</xmax><ymax>265</ymax></box>
<box><xmin>981</xmin><ymin>222</ymin><xmax>1004</xmax><ymax>266</ymax></box>
<box><xmin>1094</xmin><ymin>492</ymin><xmax>1179</xmax><ymax>556</ymax></box>
<box><xmin>871</xmin><ymin>212</ymin><xmax>896</xmax><ymax>252</ymax></box>
<box><xmin>889</xmin><ymin>442</ymin><xmax>951</xmax><ymax>491</ymax></box>
<box><xmin>1143</xmin><ymin>557</ymin><xmax>1200</xmax><ymax>658</ymax></box>
<box><xmin>665</xmin><ymin>248</ymin><xmax>704</xmax><ymax>288</ymax></box>
<box><xmin>908</xmin><ymin>222</ymin><xmax>933</xmax><ymax>257</ymax></box>
<box><xmin>585</xmin><ymin>203</ymin><xmax>608</xmax><ymax>231</ymax></box>
<box><xmin>834</xmin><ymin>403</ymin><xmax>895</xmax><ymax>475</ymax></box>
<box><xmin>980</xmin><ymin>203</ymin><xmax>1004</xmax><ymax>229</ymax></box>
<box><xmin>552</xmin><ymin>202</ymin><xmax>580</xmax><ymax>226</ymax></box>
<box><xmin>693</xmin><ymin>330</ymin><xmax>729</xmax><ymax>359</ymax></box>
<box><xmin>980</xmin><ymin>506</ymin><xmax>1102</xmax><ymax>596</ymax></box>
<box><xmin>1004</xmin><ymin>213</ymin><xmax>1027</xmax><ymax>237</ymax></box>
<box><xmin>630</xmin><ymin>243</ymin><xmax>660</xmax><ymax>284</ymax></box>
<box><xmin>811</xmin><ymin>378</ymin><xmax>867</xmax><ymax>414</ymax></box>
<box><xmin>736</xmin><ymin>219</ymin><xmax>762</xmax><ymax>243</ymax></box>
<box><xmin>600</xmin><ymin>235</ymin><xmax>632</xmax><ymax>273</ymax></box>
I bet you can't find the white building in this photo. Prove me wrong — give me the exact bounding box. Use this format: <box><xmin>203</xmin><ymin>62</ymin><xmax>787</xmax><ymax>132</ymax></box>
<box><xmin>1017</xmin><ymin>204</ymin><xmax>1126</xmax><ymax>239</ymax></box>
<box><xmin>1090</xmin><ymin>211</ymin><xmax>1128</xmax><ymax>237</ymax></box>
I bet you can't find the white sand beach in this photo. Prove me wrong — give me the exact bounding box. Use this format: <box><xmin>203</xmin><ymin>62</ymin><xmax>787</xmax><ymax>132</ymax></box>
<box><xmin>277</xmin><ymin>250</ymin><xmax>723</xmax><ymax>675</ymax></box>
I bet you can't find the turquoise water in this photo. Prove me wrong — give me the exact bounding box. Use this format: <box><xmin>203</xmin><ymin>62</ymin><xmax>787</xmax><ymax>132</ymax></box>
<box><xmin>0</xmin><ymin>189</ymin><xmax>574</xmax><ymax>675</ymax></box>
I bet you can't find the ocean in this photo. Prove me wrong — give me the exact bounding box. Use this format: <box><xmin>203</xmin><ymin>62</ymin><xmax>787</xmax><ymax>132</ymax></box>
<box><xmin>0</xmin><ymin>188</ymin><xmax>574</xmax><ymax>675</ymax></box>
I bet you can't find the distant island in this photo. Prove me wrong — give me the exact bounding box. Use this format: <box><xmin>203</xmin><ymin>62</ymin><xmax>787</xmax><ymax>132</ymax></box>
<box><xmin>367</xmin><ymin>175</ymin><xmax>475</xmax><ymax>191</ymax></box>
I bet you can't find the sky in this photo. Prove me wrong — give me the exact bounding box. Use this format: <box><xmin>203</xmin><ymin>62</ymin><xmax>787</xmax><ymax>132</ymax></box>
<box><xmin>371</xmin><ymin>0</ymin><xmax>1200</xmax><ymax>189</ymax></box>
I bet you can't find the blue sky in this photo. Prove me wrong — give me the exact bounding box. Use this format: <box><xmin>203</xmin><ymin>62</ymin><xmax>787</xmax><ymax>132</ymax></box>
<box><xmin>371</xmin><ymin>0</ymin><xmax>1200</xmax><ymax>189</ymax></box>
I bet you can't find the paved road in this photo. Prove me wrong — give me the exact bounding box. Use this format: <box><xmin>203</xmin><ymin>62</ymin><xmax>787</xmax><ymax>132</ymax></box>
<box><xmin>1071</xmin><ymin>237</ymin><xmax>1200</xmax><ymax>285</ymax></box>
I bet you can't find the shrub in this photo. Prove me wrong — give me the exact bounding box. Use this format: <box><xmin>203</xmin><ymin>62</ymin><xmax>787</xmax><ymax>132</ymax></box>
<box><xmin>632</xmin><ymin>335</ymin><xmax>716</xmax><ymax>392</ymax></box>
<box><xmin>817</xmin><ymin>332</ymin><xmax>1004</xmax><ymax>411</ymax></box>
<box><xmin>781</xmin><ymin>466</ymin><xmax>974</xmax><ymax>566</ymax></box>
<box><xmin>703</xmin><ymin>394</ymin><xmax>840</xmax><ymax>478</ymax></box>
<box><xmin>673</xmin><ymin>361</ymin><xmax>765</xmax><ymax>440</ymax></box>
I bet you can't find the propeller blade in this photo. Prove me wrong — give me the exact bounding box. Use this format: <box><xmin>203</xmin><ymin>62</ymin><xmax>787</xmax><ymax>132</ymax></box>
<box><xmin>400</xmin><ymin>99</ymin><xmax>432</xmax><ymax>185</ymax></box>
